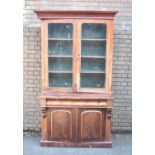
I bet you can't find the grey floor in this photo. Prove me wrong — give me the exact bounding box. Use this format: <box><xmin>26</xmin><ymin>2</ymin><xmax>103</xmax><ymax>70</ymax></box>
<box><xmin>23</xmin><ymin>134</ymin><xmax>131</xmax><ymax>155</ymax></box>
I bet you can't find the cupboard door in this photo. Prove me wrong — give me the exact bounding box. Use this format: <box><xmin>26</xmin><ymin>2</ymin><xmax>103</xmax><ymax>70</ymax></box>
<box><xmin>47</xmin><ymin>108</ymin><xmax>76</xmax><ymax>141</ymax></box>
<box><xmin>48</xmin><ymin>23</ymin><xmax>74</xmax><ymax>89</ymax></box>
<box><xmin>79</xmin><ymin>109</ymin><xmax>105</xmax><ymax>141</ymax></box>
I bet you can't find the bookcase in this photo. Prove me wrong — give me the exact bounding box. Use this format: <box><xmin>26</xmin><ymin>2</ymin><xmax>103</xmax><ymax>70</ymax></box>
<box><xmin>35</xmin><ymin>10</ymin><xmax>117</xmax><ymax>147</ymax></box>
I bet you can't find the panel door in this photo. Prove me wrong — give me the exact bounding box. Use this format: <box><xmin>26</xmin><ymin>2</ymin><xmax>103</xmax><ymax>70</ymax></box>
<box><xmin>47</xmin><ymin>108</ymin><xmax>76</xmax><ymax>141</ymax></box>
<box><xmin>78</xmin><ymin>108</ymin><xmax>105</xmax><ymax>141</ymax></box>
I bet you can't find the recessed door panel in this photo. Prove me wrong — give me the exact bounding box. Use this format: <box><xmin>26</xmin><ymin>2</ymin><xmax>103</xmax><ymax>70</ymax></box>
<box><xmin>79</xmin><ymin>109</ymin><xmax>104</xmax><ymax>141</ymax></box>
<box><xmin>48</xmin><ymin>108</ymin><xmax>76</xmax><ymax>141</ymax></box>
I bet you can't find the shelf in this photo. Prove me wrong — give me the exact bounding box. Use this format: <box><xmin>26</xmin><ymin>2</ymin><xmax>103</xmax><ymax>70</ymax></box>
<box><xmin>80</xmin><ymin>71</ymin><xmax>105</xmax><ymax>74</ymax></box>
<box><xmin>81</xmin><ymin>39</ymin><xmax>106</xmax><ymax>41</ymax></box>
<box><xmin>49</xmin><ymin>71</ymin><xmax>72</xmax><ymax>74</ymax></box>
<box><xmin>81</xmin><ymin>56</ymin><xmax>106</xmax><ymax>59</ymax></box>
<box><xmin>48</xmin><ymin>56</ymin><xmax>105</xmax><ymax>59</ymax></box>
<box><xmin>48</xmin><ymin>38</ymin><xmax>73</xmax><ymax>41</ymax></box>
<box><xmin>48</xmin><ymin>55</ymin><xmax>72</xmax><ymax>58</ymax></box>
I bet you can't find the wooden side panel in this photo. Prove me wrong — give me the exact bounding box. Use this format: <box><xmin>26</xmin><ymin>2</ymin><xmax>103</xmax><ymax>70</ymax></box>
<box><xmin>79</xmin><ymin>109</ymin><xmax>104</xmax><ymax>141</ymax></box>
<box><xmin>106</xmin><ymin>20</ymin><xmax>114</xmax><ymax>92</ymax></box>
<box><xmin>41</xmin><ymin>20</ymin><xmax>47</xmax><ymax>90</ymax></box>
<box><xmin>48</xmin><ymin>108</ymin><xmax>76</xmax><ymax>141</ymax></box>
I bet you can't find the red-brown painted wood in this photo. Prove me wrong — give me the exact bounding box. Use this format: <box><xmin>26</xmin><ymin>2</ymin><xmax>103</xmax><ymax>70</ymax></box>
<box><xmin>34</xmin><ymin>10</ymin><xmax>118</xmax><ymax>20</ymax></box>
<box><xmin>35</xmin><ymin>10</ymin><xmax>117</xmax><ymax>147</ymax></box>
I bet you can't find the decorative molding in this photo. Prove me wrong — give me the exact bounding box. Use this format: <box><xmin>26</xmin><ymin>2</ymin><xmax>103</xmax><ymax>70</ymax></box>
<box><xmin>41</xmin><ymin>107</ymin><xmax>47</xmax><ymax>118</ymax></box>
<box><xmin>34</xmin><ymin>10</ymin><xmax>118</xmax><ymax>20</ymax></box>
<box><xmin>106</xmin><ymin>108</ymin><xmax>112</xmax><ymax>119</ymax></box>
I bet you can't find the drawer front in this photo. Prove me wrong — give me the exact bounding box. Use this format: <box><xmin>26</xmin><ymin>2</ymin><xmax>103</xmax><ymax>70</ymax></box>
<box><xmin>47</xmin><ymin>108</ymin><xmax>76</xmax><ymax>141</ymax></box>
<box><xmin>78</xmin><ymin>108</ymin><xmax>105</xmax><ymax>141</ymax></box>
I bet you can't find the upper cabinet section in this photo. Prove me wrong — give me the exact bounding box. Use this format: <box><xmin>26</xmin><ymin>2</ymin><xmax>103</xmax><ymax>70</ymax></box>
<box><xmin>35</xmin><ymin>10</ymin><xmax>117</xmax><ymax>93</ymax></box>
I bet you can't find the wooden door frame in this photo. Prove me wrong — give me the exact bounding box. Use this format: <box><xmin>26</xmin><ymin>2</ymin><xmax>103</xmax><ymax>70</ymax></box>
<box><xmin>75</xmin><ymin>19</ymin><xmax>113</xmax><ymax>93</ymax></box>
<box><xmin>41</xmin><ymin>19</ymin><xmax>77</xmax><ymax>92</ymax></box>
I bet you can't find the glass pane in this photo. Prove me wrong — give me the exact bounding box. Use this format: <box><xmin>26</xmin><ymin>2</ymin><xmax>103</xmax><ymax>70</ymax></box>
<box><xmin>80</xmin><ymin>23</ymin><xmax>106</xmax><ymax>89</ymax></box>
<box><xmin>48</xmin><ymin>40</ymin><xmax>72</xmax><ymax>56</ymax></box>
<box><xmin>81</xmin><ymin>41</ymin><xmax>106</xmax><ymax>56</ymax></box>
<box><xmin>81</xmin><ymin>58</ymin><xmax>105</xmax><ymax>72</ymax></box>
<box><xmin>48</xmin><ymin>23</ymin><xmax>73</xmax><ymax>39</ymax></box>
<box><xmin>82</xmin><ymin>24</ymin><xmax>106</xmax><ymax>39</ymax></box>
<box><xmin>48</xmin><ymin>23</ymin><xmax>73</xmax><ymax>88</ymax></box>
<box><xmin>49</xmin><ymin>74</ymin><xmax>72</xmax><ymax>88</ymax></box>
<box><xmin>48</xmin><ymin>58</ymin><xmax>72</xmax><ymax>72</ymax></box>
<box><xmin>80</xmin><ymin>74</ymin><xmax>105</xmax><ymax>88</ymax></box>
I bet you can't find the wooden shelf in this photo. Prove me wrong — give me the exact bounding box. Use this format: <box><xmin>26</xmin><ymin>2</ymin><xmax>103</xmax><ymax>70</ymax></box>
<box><xmin>48</xmin><ymin>55</ymin><xmax>72</xmax><ymax>58</ymax></box>
<box><xmin>48</xmin><ymin>71</ymin><xmax>72</xmax><ymax>74</ymax></box>
<box><xmin>48</xmin><ymin>38</ymin><xmax>73</xmax><ymax>41</ymax></box>
<box><xmin>80</xmin><ymin>71</ymin><xmax>105</xmax><ymax>74</ymax></box>
<box><xmin>81</xmin><ymin>56</ymin><xmax>106</xmax><ymax>59</ymax></box>
<box><xmin>81</xmin><ymin>39</ymin><xmax>106</xmax><ymax>41</ymax></box>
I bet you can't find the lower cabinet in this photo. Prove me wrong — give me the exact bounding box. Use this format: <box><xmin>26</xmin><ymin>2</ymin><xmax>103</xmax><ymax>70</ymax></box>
<box><xmin>40</xmin><ymin>97</ymin><xmax>112</xmax><ymax>147</ymax></box>
<box><xmin>44</xmin><ymin>107</ymin><xmax>111</xmax><ymax>147</ymax></box>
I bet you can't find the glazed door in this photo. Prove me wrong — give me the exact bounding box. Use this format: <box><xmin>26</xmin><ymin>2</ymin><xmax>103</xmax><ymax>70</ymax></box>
<box><xmin>76</xmin><ymin>20</ymin><xmax>113</xmax><ymax>93</ymax></box>
<box><xmin>42</xmin><ymin>20</ymin><xmax>77</xmax><ymax>92</ymax></box>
